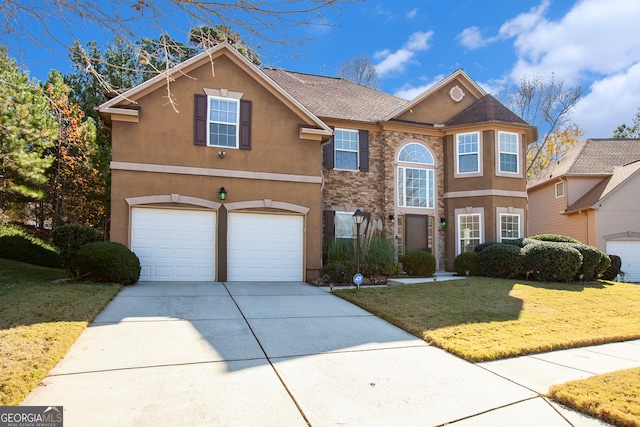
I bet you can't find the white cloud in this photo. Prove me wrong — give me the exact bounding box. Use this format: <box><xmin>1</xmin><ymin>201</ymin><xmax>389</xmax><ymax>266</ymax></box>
<box><xmin>457</xmin><ymin>26</ymin><xmax>495</xmax><ymax>50</ymax></box>
<box><xmin>375</xmin><ymin>31</ymin><xmax>433</xmax><ymax>77</ymax></box>
<box><xmin>573</xmin><ymin>63</ymin><xmax>640</xmax><ymax>137</ymax></box>
<box><xmin>407</xmin><ymin>8</ymin><xmax>418</xmax><ymax>19</ymax></box>
<box><xmin>498</xmin><ymin>0</ymin><xmax>550</xmax><ymax>38</ymax></box>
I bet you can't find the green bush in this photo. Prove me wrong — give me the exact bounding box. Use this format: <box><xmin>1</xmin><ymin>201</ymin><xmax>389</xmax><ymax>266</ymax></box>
<box><xmin>476</xmin><ymin>244</ymin><xmax>522</xmax><ymax>279</ymax></box>
<box><xmin>568</xmin><ymin>243</ymin><xmax>609</xmax><ymax>281</ymax></box>
<box><xmin>400</xmin><ymin>251</ymin><xmax>436</xmax><ymax>276</ymax></box>
<box><xmin>529</xmin><ymin>233</ymin><xmax>580</xmax><ymax>243</ymax></box>
<box><xmin>453</xmin><ymin>251</ymin><xmax>482</xmax><ymax>276</ymax></box>
<box><xmin>522</xmin><ymin>242</ymin><xmax>582</xmax><ymax>282</ymax></box>
<box><xmin>362</xmin><ymin>238</ymin><xmax>399</xmax><ymax>278</ymax></box>
<box><xmin>0</xmin><ymin>225</ymin><xmax>62</xmax><ymax>268</ymax></box>
<box><xmin>474</xmin><ymin>241</ymin><xmax>501</xmax><ymax>252</ymax></box>
<box><xmin>52</xmin><ymin>224</ymin><xmax>102</xmax><ymax>274</ymax></box>
<box><xmin>601</xmin><ymin>254</ymin><xmax>622</xmax><ymax>280</ymax></box>
<box><xmin>502</xmin><ymin>237</ymin><xmax>537</xmax><ymax>248</ymax></box>
<box><xmin>71</xmin><ymin>242</ymin><xmax>140</xmax><ymax>284</ymax></box>
<box><xmin>323</xmin><ymin>238</ymin><xmax>354</xmax><ymax>264</ymax></box>
<box><xmin>321</xmin><ymin>260</ymin><xmax>356</xmax><ymax>284</ymax></box>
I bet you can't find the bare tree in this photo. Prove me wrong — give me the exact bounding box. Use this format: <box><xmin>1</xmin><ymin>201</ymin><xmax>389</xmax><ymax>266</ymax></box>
<box><xmin>1</xmin><ymin>0</ymin><xmax>357</xmax><ymax>100</ymax></box>
<box><xmin>337</xmin><ymin>54</ymin><xmax>379</xmax><ymax>89</ymax></box>
<box><xmin>497</xmin><ymin>73</ymin><xmax>586</xmax><ymax>174</ymax></box>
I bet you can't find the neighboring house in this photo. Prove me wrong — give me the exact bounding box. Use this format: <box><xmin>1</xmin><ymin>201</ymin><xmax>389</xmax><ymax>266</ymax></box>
<box><xmin>527</xmin><ymin>139</ymin><xmax>640</xmax><ymax>282</ymax></box>
<box><xmin>99</xmin><ymin>43</ymin><xmax>536</xmax><ymax>282</ymax></box>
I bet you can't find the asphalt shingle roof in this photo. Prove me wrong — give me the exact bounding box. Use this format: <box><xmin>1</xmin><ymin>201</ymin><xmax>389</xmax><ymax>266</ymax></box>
<box><xmin>527</xmin><ymin>138</ymin><xmax>640</xmax><ymax>189</ymax></box>
<box><xmin>262</xmin><ymin>69</ymin><xmax>408</xmax><ymax>122</ymax></box>
<box><xmin>446</xmin><ymin>94</ymin><xmax>528</xmax><ymax>127</ymax></box>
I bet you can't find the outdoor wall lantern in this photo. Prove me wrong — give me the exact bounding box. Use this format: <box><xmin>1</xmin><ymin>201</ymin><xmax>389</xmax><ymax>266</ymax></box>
<box><xmin>353</xmin><ymin>209</ymin><xmax>365</xmax><ymax>289</ymax></box>
<box><xmin>219</xmin><ymin>187</ymin><xmax>227</xmax><ymax>201</ymax></box>
<box><xmin>440</xmin><ymin>217</ymin><xmax>447</xmax><ymax>227</ymax></box>
<box><xmin>388</xmin><ymin>214</ymin><xmax>395</xmax><ymax>224</ymax></box>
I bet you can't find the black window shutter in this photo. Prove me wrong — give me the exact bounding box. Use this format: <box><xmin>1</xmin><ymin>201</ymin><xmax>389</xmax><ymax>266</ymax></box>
<box><xmin>194</xmin><ymin>94</ymin><xmax>207</xmax><ymax>146</ymax></box>
<box><xmin>359</xmin><ymin>130</ymin><xmax>369</xmax><ymax>172</ymax></box>
<box><xmin>239</xmin><ymin>99</ymin><xmax>252</xmax><ymax>150</ymax></box>
<box><xmin>323</xmin><ymin>126</ymin><xmax>335</xmax><ymax>168</ymax></box>
<box><xmin>324</xmin><ymin>210</ymin><xmax>335</xmax><ymax>237</ymax></box>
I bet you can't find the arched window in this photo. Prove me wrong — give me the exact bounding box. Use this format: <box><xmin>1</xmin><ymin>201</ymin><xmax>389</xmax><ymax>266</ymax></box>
<box><xmin>398</xmin><ymin>143</ymin><xmax>434</xmax><ymax>164</ymax></box>
<box><xmin>397</xmin><ymin>143</ymin><xmax>435</xmax><ymax>208</ymax></box>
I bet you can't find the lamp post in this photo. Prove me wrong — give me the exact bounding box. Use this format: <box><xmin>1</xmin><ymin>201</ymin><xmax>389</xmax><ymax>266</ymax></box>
<box><xmin>353</xmin><ymin>208</ymin><xmax>365</xmax><ymax>288</ymax></box>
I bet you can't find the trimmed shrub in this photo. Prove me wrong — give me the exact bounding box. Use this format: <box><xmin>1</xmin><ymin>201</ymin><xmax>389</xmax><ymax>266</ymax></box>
<box><xmin>321</xmin><ymin>260</ymin><xmax>356</xmax><ymax>284</ymax></box>
<box><xmin>362</xmin><ymin>238</ymin><xmax>399</xmax><ymax>278</ymax></box>
<box><xmin>474</xmin><ymin>241</ymin><xmax>501</xmax><ymax>252</ymax></box>
<box><xmin>601</xmin><ymin>254</ymin><xmax>622</xmax><ymax>280</ymax></box>
<box><xmin>568</xmin><ymin>243</ymin><xmax>609</xmax><ymax>281</ymax></box>
<box><xmin>52</xmin><ymin>224</ymin><xmax>102</xmax><ymax>274</ymax></box>
<box><xmin>476</xmin><ymin>244</ymin><xmax>522</xmax><ymax>279</ymax></box>
<box><xmin>453</xmin><ymin>251</ymin><xmax>482</xmax><ymax>276</ymax></box>
<box><xmin>71</xmin><ymin>242</ymin><xmax>140</xmax><ymax>284</ymax></box>
<box><xmin>400</xmin><ymin>251</ymin><xmax>436</xmax><ymax>276</ymax></box>
<box><xmin>522</xmin><ymin>242</ymin><xmax>582</xmax><ymax>282</ymax></box>
<box><xmin>529</xmin><ymin>233</ymin><xmax>580</xmax><ymax>243</ymax></box>
<box><xmin>0</xmin><ymin>225</ymin><xmax>62</xmax><ymax>268</ymax></box>
<box><xmin>502</xmin><ymin>237</ymin><xmax>537</xmax><ymax>248</ymax></box>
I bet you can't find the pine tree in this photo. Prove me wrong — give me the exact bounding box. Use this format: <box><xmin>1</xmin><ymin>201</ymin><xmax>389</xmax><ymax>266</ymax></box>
<box><xmin>0</xmin><ymin>47</ymin><xmax>57</xmax><ymax>215</ymax></box>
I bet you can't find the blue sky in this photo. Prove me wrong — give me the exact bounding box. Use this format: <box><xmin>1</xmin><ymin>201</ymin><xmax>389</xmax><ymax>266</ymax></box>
<box><xmin>4</xmin><ymin>0</ymin><xmax>640</xmax><ymax>138</ymax></box>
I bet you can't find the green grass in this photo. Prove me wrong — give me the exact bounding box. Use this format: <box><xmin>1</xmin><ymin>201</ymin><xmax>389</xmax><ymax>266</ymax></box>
<box><xmin>333</xmin><ymin>277</ymin><xmax>640</xmax><ymax>362</ymax></box>
<box><xmin>0</xmin><ymin>258</ymin><xmax>121</xmax><ymax>405</ymax></box>
<box><xmin>548</xmin><ymin>367</ymin><xmax>640</xmax><ymax>427</ymax></box>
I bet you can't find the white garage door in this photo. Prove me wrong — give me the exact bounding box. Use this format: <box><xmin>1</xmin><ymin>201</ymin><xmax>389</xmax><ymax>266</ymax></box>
<box><xmin>227</xmin><ymin>213</ymin><xmax>303</xmax><ymax>281</ymax></box>
<box><xmin>131</xmin><ymin>208</ymin><xmax>216</xmax><ymax>281</ymax></box>
<box><xmin>606</xmin><ymin>241</ymin><xmax>640</xmax><ymax>282</ymax></box>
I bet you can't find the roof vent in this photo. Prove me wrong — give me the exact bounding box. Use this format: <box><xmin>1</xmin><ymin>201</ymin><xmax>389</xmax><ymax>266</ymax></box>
<box><xmin>449</xmin><ymin>85</ymin><xmax>465</xmax><ymax>102</ymax></box>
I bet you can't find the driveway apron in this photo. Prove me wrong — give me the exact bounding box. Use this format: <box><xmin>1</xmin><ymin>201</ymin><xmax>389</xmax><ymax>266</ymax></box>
<box><xmin>22</xmin><ymin>281</ymin><xmax>600</xmax><ymax>426</ymax></box>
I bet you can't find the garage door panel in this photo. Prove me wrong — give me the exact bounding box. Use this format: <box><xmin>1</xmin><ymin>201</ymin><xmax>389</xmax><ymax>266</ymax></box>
<box><xmin>227</xmin><ymin>213</ymin><xmax>303</xmax><ymax>281</ymax></box>
<box><xmin>606</xmin><ymin>241</ymin><xmax>639</xmax><ymax>282</ymax></box>
<box><xmin>132</xmin><ymin>208</ymin><xmax>216</xmax><ymax>281</ymax></box>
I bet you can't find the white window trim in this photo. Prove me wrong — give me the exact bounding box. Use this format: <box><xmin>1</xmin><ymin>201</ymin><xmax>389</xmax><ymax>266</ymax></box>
<box><xmin>455</xmin><ymin>207</ymin><xmax>484</xmax><ymax>255</ymax></box>
<box><xmin>398</xmin><ymin>166</ymin><xmax>435</xmax><ymax>209</ymax></box>
<box><xmin>497</xmin><ymin>207</ymin><xmax>524</xmax><ymax>242</ymax></box>
<box><xmin>398</xmin><ymin>142</ymin><xmax>435</xmax><ymax>165</ymax></box>
<box><xmin>555</xmin><ymin>181</ymin><xmax>565</xmax><ymax>198</ymax></box>
<box><xmin>207</xmin><ymin>95</ymin><xmax>240</xmax><ymax>149</ymax></box>
<box><xmin>496</xmin><ymin>131</ymin><xmax>521</xmax><ymax>177</ymax></box>
<box><xmin>455</xmin><ymin>131</ymin><xmax>482</xmax><ymax>178</ymax></box>
<box><xmin>334</xmin><ymin>128</ymin><xmax>359</xmax><ymax>171</ymax></box>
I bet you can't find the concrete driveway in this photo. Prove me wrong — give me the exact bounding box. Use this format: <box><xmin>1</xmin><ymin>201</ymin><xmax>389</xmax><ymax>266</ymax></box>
<box><xmin>22</xmin><ymin>281</ymin><xmax>618</xmax><ymax>426</ymax></box>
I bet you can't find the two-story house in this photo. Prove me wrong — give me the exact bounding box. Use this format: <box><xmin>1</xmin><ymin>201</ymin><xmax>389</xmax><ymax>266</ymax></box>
<box><xmin>528</xmin><ymin>138</ymin><xmax>640</xmax><ymax>281</ymax></box>
<box><xmin>99</xmin><ymin>44</ymin><xmax>536</xmax><ymax>282</ymax></box>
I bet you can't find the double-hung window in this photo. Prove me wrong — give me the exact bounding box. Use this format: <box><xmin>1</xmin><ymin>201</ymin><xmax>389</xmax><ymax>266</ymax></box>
<box><xmin>498</xmin><ymin>132</ymin><xmax>519</xmax><ymax>174</ymax></box>
<box><xmin>500</xmin><ymin>214</ymin><xmax>520</xmax><ymax>240</ymax></box>
<box><xmin>458</xmin><ymin>214</ymin><xmax>481</xmax><ymax>253</ymax></box>
<box><xmin>334</xmin><ymin>211</ymin><xmax>356</xmax><ymax>239</ymax></box>
<box><xmin>208</xmin><ymin>96</ymin><xmax>239</xmax><ymax>148</ymax></box>
<box><xmin>555</xmin><ymin>181</ymin><xmax>565</xmax><ymax>198</ymax></box>
<box><xmin>457</xmin><ymin>132</ymin><xmax>479</xmax><ymax>174</ymax></box>
<box><xmin>334</xmin><ymin>129</ymin><xmax>359</xmax><ymax>170</ymax></box>
<box><xmin>397</xmin><ymin>143</ymin><xmax>435</xmax><ymax>208</ymax></box>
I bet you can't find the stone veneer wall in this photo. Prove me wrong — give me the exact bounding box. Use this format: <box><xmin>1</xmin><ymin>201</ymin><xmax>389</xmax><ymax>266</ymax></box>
<box><xmin>322</xmin><ymin>128</ymin><xmax>447</xmax><ymax>270</ymax></box>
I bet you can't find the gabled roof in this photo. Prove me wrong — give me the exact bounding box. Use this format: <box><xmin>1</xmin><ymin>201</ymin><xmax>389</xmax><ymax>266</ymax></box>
<box><xmin>445</xmin><ymin>94</ymin><xmax>529</xmax><ymax>127</ymax></box>
<box><xmin>382</xmin><ymin>69</ymin><xmax>486</xmax><ymax>122</ymax></box>
<box><xmin>262</xmin><ymin>69</ymin><xmax>407</xmax><ymax>123</ymax></box>
<box><xmin>564</xmin><ymin>160</ymin><xmax>640</xmax><ymax>213</ymax></box>
<box><xmin>98</xmin><ymin>43</ymin><xmax>332</xmax><ymax>136</ymax></box>
<box><xmin>528</xmin><ymin>138</ymin><xmax>640</xmax><ymax>189</ymax></box>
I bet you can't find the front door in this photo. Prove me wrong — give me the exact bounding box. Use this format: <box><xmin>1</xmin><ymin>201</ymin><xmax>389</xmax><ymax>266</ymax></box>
<box><xmin>405</xmin><ymin>215</ymin><xmax>433</xmax><ymax>253</ymax></box>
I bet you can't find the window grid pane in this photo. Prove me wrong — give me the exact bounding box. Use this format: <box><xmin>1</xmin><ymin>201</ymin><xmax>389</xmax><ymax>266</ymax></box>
<box><xmin>457</xmin><ymin>133</ymin><xmax>479</xmax><ymax>173</ymax></box>
<box><xmin>208</xmin><ymin>97</ymin><xmax>238</xmax><ymax>148</ymax></box>
<box><xmin>501</xmin><ymin>214</ymin><xmax>520</xmax><ymax>239</ymax></box>
<box><xmin>334</xmin><ymin>129</ymin><xmax>359</xmax><ymax>170</ymax></box>
<box><xmin>399</xmin><ymin>143</ymin><xmax>434</xmax><ymax>164</ymax></box>
<box><xmin>499</xmin><ymin>132</ymin><xmax>518</xmax><ymax>173</ymax></box>
<box><xmin>398</xmin><ymin>167</ymin><xmax>434</xmax><ymax>208</ymax></box>
<box><xmin>335</xmin><ymin>212</ymin><xmax>355</xmax><ymax>239</ymax></box>
<box><xmin>458</xmin><ymin>214</ymin><xmax>480</xmax><ymax>253</ymax></box>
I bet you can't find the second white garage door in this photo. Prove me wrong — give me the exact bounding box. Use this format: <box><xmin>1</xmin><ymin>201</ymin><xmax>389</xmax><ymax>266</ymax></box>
<box><xmin>606</xmin><ymin>240</ymin><xmax>640</xmax><ymax>282</ymax></box>
<box><xmin>227</xmin><ymin>212</ymin><xmax>304</xmax><ymax>281</ymax></box>
<box><xmin>131</xmin><ymin>208</ymin><xmax>216</xmax><ymax>281</ymax></box>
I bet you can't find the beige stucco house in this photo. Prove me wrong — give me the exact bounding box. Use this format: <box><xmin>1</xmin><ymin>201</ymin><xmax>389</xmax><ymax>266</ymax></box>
<box><xmin>527</xmin><ymin>139</ymin><xmax>640</xmax><ymax>281</ymax></box>
<box><xmin>99</xmin><ymin>43</ymin><xmax>536</xmax><ymax>281</ymax></box>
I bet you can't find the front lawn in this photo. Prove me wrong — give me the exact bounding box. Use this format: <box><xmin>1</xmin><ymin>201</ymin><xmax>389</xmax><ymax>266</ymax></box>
<box><xmin>548</xmin><ymin>367</ymin><xmax>640</xmax><ymax>427</ymax></box>
<box><xmin>0</xmin><ymin>259</ymin><xmax>121</xmax><ymax>405</ymax></box>
<box><xmin>333</xmin><ymin>277</ymin><xmax>640</xmax><ymax>362</ymax></box>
